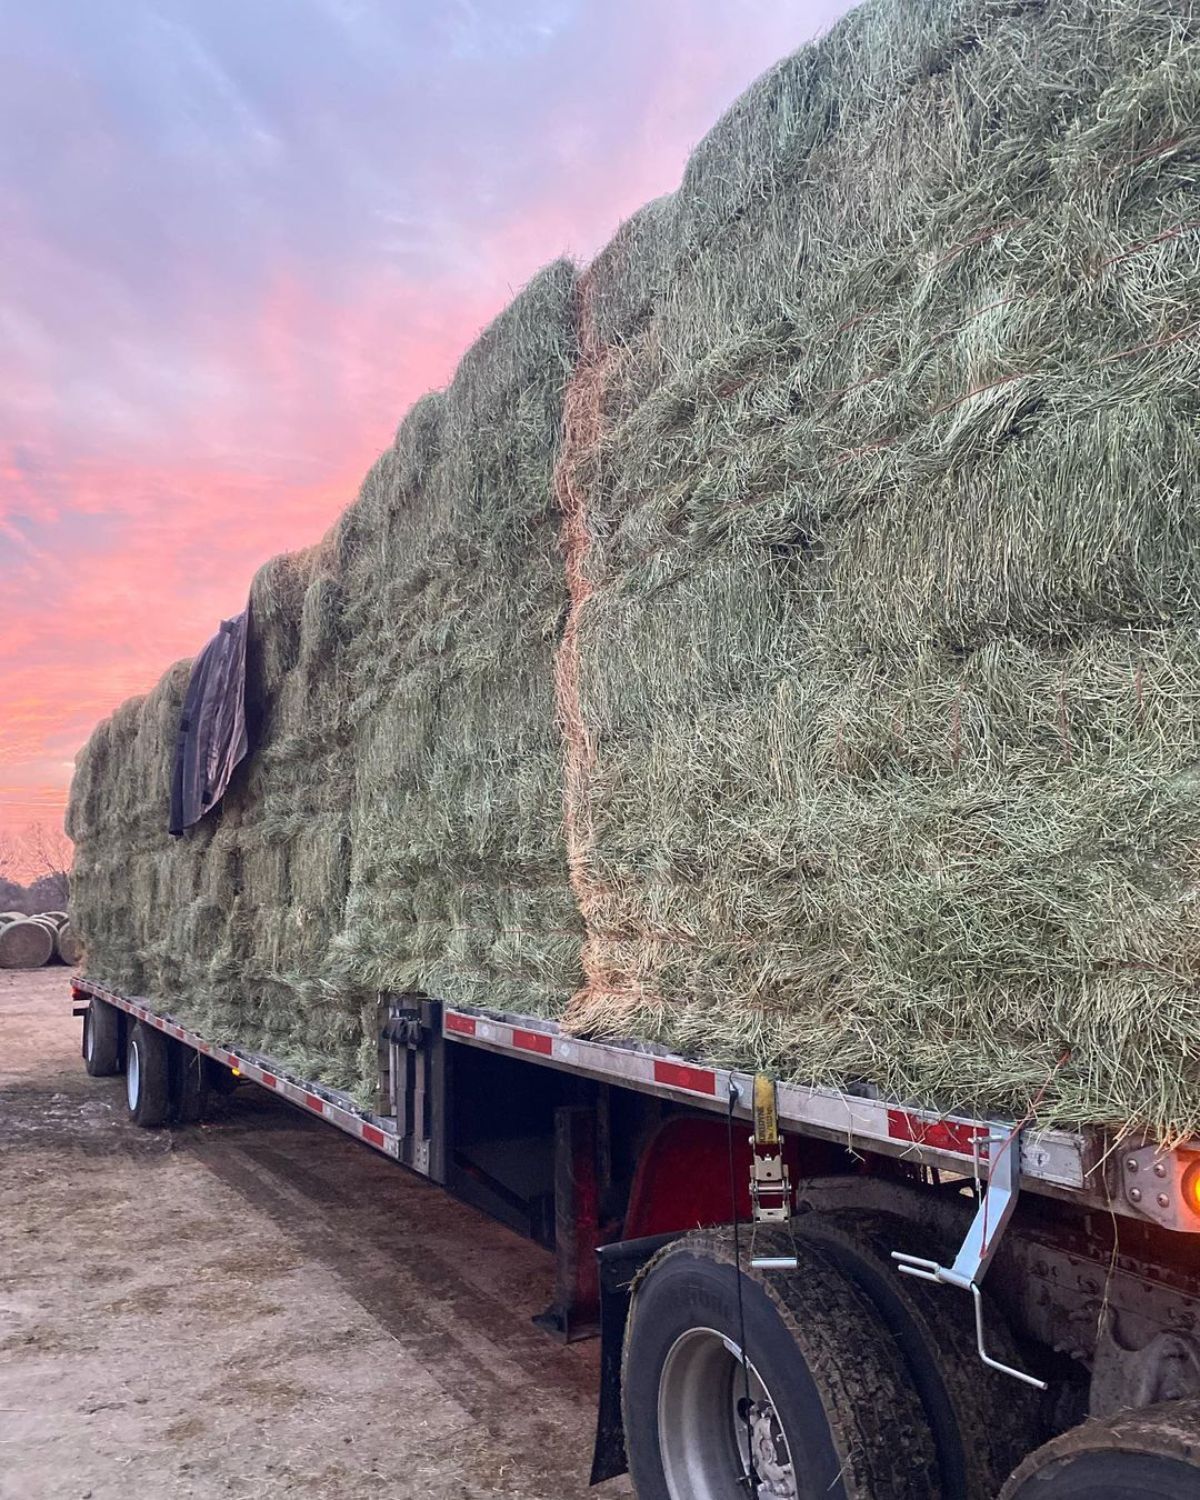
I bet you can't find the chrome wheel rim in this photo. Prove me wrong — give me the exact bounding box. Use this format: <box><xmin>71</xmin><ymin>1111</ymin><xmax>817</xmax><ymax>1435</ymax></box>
<box><xmin>126</xmin><ymin>1039</ymin><xmax>140</xmax><ymax>1111</ymax></box>
<box><xmin>658</xmin><ymin>1327</ymin><xmax>798</xmax><ymax>1500</ymax></box>
<box><xmin>84</xmin><ymin>1010</ymin><xmax>94</xmax><ymax>1063</ymax></box>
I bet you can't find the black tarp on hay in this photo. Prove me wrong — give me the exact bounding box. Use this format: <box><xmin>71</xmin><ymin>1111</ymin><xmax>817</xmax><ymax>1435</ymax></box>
<box><xmin>69</xmin><ymin>0</ymin><xmax>1200</xmax><ymax>1135</ymax></box>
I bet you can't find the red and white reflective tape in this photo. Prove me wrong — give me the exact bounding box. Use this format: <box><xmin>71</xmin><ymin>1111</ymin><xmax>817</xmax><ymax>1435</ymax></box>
<box><xmin>440</xmin><ymin>1006</ymin><xmax>1087</xmax><ymax>1192</ymax></box>
<box><xmin>445</xmin><ymin>1009</ymin><xmax>724</xmax><ymax>1105</ymax></box>
<box><xmin>71</xmin><ymin>977</ymin><xmax>1088</xmax><ymax>1201</ymax></box>
<box><xmin>72</xmin><ymin>977</ymin><xmax>400</xmax><ymax>1160</ymax></box>
<box><xmin>887</xmin><ymin>1108</ymin><xmax>988</xmax><ymax>1157</ymax></box>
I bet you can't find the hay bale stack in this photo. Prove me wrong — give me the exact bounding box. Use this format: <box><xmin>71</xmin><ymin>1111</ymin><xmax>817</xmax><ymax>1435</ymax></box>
<box><xmin>68</xmin><ymin>261</ymin><xmax>580</xmax><ymax>1103</ymax></box>
<box><xmin>556</xmin><ymin>0</ymin><xmax>1200</xmax><ymax>1137</ymax></box>
<box><xmin>66</xmin><ymin>0</ymin><xmax>1200</xmax><ymax>1137</ymax></box>
<box><xmin>0</xmin><ymin>919</ymin><xmax>54</xmax><ymax>970</ymax></box>
<box><xmin>337</xmin><ymin>263</ymin><xmax>583</xmax><ymax>1054</ymax></box>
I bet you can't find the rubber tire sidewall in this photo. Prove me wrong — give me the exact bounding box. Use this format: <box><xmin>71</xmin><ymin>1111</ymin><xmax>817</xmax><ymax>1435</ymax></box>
<box><xmin>84</xmin><ymin>998</ymin><xmax>123</xmax><ymax>1077</ymax></box>
<box><xmin>170</xmin><ymin>1040</ymin><xmax>208</xmax><ymax>1124</ymax></box>
<box><xmin>204</xmin><ymin>1057</ymin><xmax>239</xmax><ymax>1096</ymax></box>
<box><xmin>792</xmin><ymin>1207</ymin><xmax>1039</xmax><ymax>1498</ymax></box>
<box><xmin>127</xmin><ymin>1022</ymin><xmax>171</xmax><ymax>1127</ymax></box>
<box><xmin>623</xmin><ymin>1246</ymin><xmax>848</xmax><ymax>1500</ymax></box>
<box><xmin>1005</xmin><ymin>1451</ymin><xmax>1200</xmax><ymax>1498</ymax></box>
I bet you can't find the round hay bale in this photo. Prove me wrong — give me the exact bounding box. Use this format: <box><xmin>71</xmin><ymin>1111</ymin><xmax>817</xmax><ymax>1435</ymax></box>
<box><xmin>28</xmin><ymin>916</ymin><xmax>63</xmax><ymax>960</ymax></box>
<box><xmin>0</xmin><ymin>911</ymin><xmax>25</xmax><ymax>922</ymax></box>
<box><xmin>56</xmin><ymin>922</ymin><xmax>84</xmax><ymax>967</ymax></box>
<box><xmin>40</xmin><ymin>910</ymin><xmax>69</xmax><ymax>927</ymax></box>
<box><xmin>0</xmin><ymin>919</ymin><xmax>55</xmax><ymax>969</ymax></box>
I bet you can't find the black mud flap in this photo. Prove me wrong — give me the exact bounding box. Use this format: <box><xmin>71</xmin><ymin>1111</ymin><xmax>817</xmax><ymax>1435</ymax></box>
<box><xmin>590</xmin><ymin>1232</ymin><xmax>680</xmax><ymax>1485</ymax></box>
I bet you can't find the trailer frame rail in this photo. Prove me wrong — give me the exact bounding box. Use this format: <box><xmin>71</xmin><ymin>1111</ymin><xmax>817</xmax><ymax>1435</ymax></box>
<box><xmin>72</xmin><ymin>976</ymin><xmax>1200</xmax><ymax>1233</ymax></box>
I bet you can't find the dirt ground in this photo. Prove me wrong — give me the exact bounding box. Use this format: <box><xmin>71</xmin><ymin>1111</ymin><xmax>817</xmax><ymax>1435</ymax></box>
<box><xmin>0</xmin><ymin>968</ymin><xmax>636</xmax><ymax>1500</ymax></box>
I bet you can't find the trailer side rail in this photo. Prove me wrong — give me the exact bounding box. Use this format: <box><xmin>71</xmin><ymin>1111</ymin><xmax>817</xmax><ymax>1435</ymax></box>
<box><xmin>73</xmin><ymin>977</ymin><xmax>403</xmax><ymax>1159</ymax></box>
<box><xmin>73</xmin><ymin>976</ymin><xmax>1200</xmax><ymax>1232</ymax></box>
<box><xmin>442</xmin><ymin>1008</ymin><xmax>1200</xmax><ymax>1232</ymax></box>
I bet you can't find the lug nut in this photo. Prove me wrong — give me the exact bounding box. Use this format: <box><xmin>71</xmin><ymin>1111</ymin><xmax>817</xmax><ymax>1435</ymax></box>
<box><xmin>1157</xmin><ymin>1193</ymin><xmax>1171</xmax><ymax>1210</ymax></box>
<box><xmin>1129</xmin><ymin>1186</ymin><xmax>1143</xmax><ymax>1202</ymax></box>
<box><xmin>1154</xmin><ymin>1161</ymin><xmax>1167</xmax><ymax>1179</ymax></box>
<box><xmin>1126</xmin><ymin>1157</ymin><xmax>1139</xmax><ymax>1173</ymax></box>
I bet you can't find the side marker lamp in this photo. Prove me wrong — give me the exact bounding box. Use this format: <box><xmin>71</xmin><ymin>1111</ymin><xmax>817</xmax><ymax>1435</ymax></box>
<box><xmin>1183</xmin><ymin>1155</ymin><xmax>1200</xmax><ymax>1220</ymax></box>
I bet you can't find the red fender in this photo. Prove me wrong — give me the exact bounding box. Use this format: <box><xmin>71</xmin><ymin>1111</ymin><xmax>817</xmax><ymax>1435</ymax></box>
<box><xmin>622</xmin><ymin>1115</ymin><xmax>849</xmax><ymax>1240</ymax></box>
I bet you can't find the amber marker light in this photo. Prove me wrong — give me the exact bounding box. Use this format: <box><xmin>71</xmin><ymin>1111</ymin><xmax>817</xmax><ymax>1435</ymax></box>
<box><xmin>1183</xmin><ymin>1155</ymin><xmax>1200</xmax><ymax>1219</ymax></box>
<box><xmin>231</xmin><ymin>1067</ymin><xmax>241</xmax><ymax>1077</ymax></box>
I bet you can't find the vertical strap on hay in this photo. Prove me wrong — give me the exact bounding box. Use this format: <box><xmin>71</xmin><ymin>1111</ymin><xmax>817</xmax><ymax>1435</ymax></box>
<box><xmin>552</xmin><ymin>270</ymin><xmax>611</xmax><ymax>1025</ymax></box>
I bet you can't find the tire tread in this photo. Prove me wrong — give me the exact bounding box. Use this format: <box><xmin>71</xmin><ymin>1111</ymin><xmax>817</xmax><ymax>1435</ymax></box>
<box><xmin>793</xmin><ymin>1207</ymin><xmax>1040</xmax><ymax>1497</ymax></box>
<box><xmin>626</xmin><ymin>1226</ymin><xmax>942</xmax><ymax>1499</ymax></box>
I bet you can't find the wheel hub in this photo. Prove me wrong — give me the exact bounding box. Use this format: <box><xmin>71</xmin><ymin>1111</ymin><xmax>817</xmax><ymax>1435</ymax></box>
<box><xmin>657</xmin><ymin>1327</ymin><xmax>798</xmax><ymax>1500</ymax></box>
<box><xmin>742</xmin><ymin>1398</ymin><xmax>797</xmax><ymax>1500</ymax></box>
<box><xmin>126</xmin><ymin>1040</ymin><xmax>140</xmax><ymax>1111</ymax></box>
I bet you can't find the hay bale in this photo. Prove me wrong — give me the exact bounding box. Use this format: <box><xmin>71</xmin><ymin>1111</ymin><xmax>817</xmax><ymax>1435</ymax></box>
<box><xmin>553</xmin><ymin>0</ymin><xmax>1200</xmax><ymax>1138</ymax></box>
<box><xmin>40</xmin><ymin>911</ymin><xmax>69</xmax><ymax>927</ymax></box>
<box><xmin>0</xmin><ymin>919</ymin><xmax>54</xmax><ymax>969</ymax></box>
<box><xmin>56</xmin><ymin>923</ymin><xmax>84</xmax><ymax>967</ymax></box>
<box><xmin>28</xmin><ymin>916</ymin><xmax>62</xmax><ymax>960</ymax></box>
<box><xmin>65</xmin><ymin>0</ymin><xmax>1200</xmax><ymax>1138</ymax></box>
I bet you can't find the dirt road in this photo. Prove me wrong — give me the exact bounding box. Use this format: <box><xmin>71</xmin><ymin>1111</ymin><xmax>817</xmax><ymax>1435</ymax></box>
<box><xmin>0</xmin><ymin>968</ymin><xmax>635</xmax><ymax>1500</ymax></box>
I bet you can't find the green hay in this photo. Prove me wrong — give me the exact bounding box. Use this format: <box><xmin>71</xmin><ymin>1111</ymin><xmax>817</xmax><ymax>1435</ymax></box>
<box><xmin>68</xmin><ymin>0</ymin><xmax>1200</xmax><ymax>1137</ymax></box>
<box><xmin>561</xmin><ymin>0</ymin><xmax>1200</xmax><ymax>1138</ymax></box>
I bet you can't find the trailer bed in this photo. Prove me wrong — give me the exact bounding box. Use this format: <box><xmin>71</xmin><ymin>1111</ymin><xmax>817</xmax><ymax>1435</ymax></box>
<box><xmin>71</xmin><ymin>975</ymin><xmax>1200</xmax><ymax>1234</ymax></box>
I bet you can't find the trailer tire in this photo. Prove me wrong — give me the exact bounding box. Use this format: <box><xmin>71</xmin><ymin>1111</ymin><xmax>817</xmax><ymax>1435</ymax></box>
<box><xmin>170</xmin><ymin>1041</ymin><xmax>208</xmax><ymax>1124</ymax></box>
<box><xmin>204</xmin><ymin>1057</ymin><xmax>239</xmax><ymax>1096</ymax></box>
<box><xmin>792</xmin><ymin>1208</ymin><xmax>1039</xmax><ymax>1498</ymax></box>
<box><xmin>621</xmin><ymin>1227</ymin><xmax>941</xmax><ymax>1500</ymax></box>
<box><xmin>83</xmin><ymin>997</ymin><xmax>122</xmax><ymax>1077</ymax></box>
<box><xmin>126</xmin><ymin>1021</ymin><xmax>170</xmax><ymax>1127</ymax></box>
<box><xmin>1000</xmin><ymin>1398</ymin><xmax>1200</xmax><ymax>1498</ymax></box>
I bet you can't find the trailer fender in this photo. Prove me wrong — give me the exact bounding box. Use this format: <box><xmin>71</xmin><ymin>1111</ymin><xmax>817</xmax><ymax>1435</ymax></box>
<box><xmin>621</xmin><ymin>1115</ymin><xmax>847</xmax><ymax>1240</ymax></box>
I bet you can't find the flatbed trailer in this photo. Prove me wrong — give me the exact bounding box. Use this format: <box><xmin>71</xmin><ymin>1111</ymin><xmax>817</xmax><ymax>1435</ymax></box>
<box><xmin>72</xmin><ymin>974</ymin><xmax>1200</xmax><ymax>1497</ymax></box>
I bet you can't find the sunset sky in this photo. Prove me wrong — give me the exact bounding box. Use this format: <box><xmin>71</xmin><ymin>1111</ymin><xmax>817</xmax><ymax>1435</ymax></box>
<box><xmin>0</xmin><ymin>0</ymin><xmax>852</xmax><ymax>877</ymax></box>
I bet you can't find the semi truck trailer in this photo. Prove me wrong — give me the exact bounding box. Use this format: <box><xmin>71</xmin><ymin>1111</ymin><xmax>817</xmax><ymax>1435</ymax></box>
<box><xmin>65</xmin><ymin>0</ymin><xmax>1200</xmax><ymax>1492</ymax></box>
<box><xmin>72</xmin><ymin>971</ymin><xmax>1200</xmax><ymax>1497</ymax></box>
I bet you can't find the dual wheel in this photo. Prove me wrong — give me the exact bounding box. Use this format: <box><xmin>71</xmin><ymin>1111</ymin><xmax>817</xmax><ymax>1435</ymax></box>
<box><xmin>83</xmin><ymin>996</ymin><xmax>235</xmax><ymax>1126</ymax></box>
<box><xmin>620</xmin><ymin>1212</ymin><xmax>1198</xmax><ymax>1500</ymax></box>
<box><xmin>1001</xmin><ymin>1400</ymin><xmax>1200</xmax><ymax>1498</ymax></box>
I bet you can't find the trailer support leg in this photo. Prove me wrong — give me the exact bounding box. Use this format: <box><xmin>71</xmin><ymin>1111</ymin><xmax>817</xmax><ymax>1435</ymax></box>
<box><xmin>535</xmin><ymin>1104</ymin><xmax>602</xmax><ymax>1342</ymax></box>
